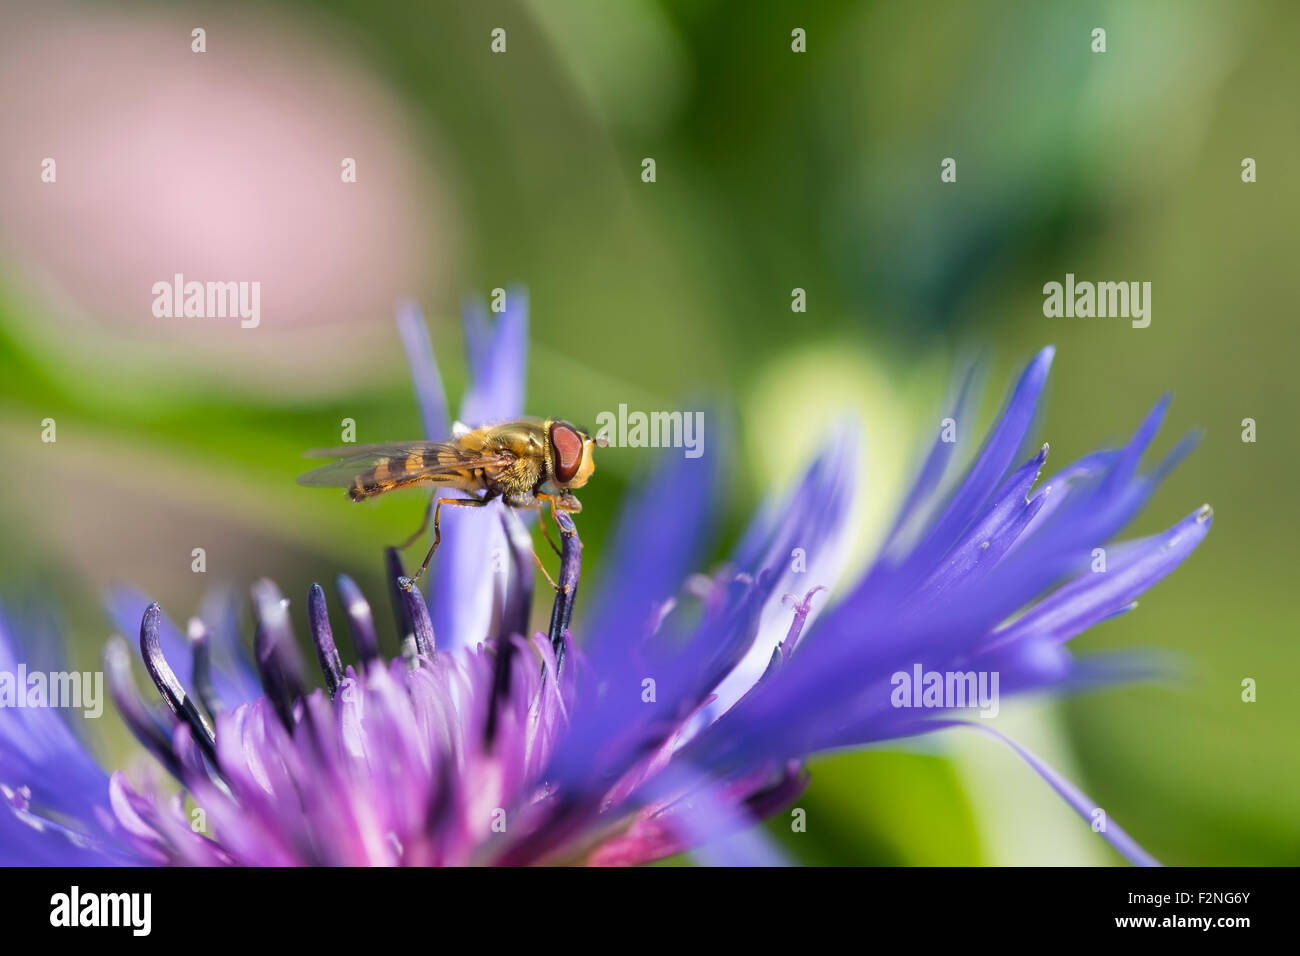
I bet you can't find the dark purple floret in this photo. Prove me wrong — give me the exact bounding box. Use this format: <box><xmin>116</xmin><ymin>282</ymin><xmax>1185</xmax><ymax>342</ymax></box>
<box><xmin>251</xmin><ymin>580</ymin><xmax>308</xmax><ymax>730</ymax></box>
<box><xmin>187</xmin><ymin>617</ymin><xmax>223</xmax><ymax>719</ymax></box>
<box><xmin>307</xmin><ymin>583</ymin><xmax>344</xmax><ymax>698</ymax></box>
<box><xmin>139</xmin><ymin>604</ymin><xmax>217</xmax><ymax>766</ymax></box>
<box><xmin>335</xmin><ymin>573</ymin><xmax>380</xmax><ymax>666</ymax></box>
<box><xmin>546</xmin><ymin>510</ymin><xmax>582</xmax><ymax>668</ymax></box>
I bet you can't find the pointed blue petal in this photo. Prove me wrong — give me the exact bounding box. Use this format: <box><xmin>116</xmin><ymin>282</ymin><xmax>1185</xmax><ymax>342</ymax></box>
<box><xmin>427</xmin><ymin>290</ymin><xmax>529</xmax><ymax>651</ymax></box>
<box><xmin>396</xmin><ymin>299</ymin><xmax>451</xmax><ymax>442</ymax></box>
<box><xmin>970</xmin><ymin>724</ymin><xmax>1161</xmax><ymax>866</ymax></box>
<box><xmin>460</xmin><ymin>286</ymin><xmax>528</xmax><ymax>428</ymax></box>
<box><xmin>581</xmin><ymin>442</ymin><xmax>721</xmax><ymax>656</ymax></box>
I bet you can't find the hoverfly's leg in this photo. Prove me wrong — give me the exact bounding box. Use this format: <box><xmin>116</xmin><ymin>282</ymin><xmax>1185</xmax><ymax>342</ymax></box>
<box><xmin>533</xmin><ymin>494</ymin><xmax>563</xmax><ymax>557</ymax></box>
<box><xmin>403</xmin><ymin>496</ymin><xmax>487</xmax><ymax>591</ymax></box>
<box><xmin>398</xmin><ymin>490</ymin><xmax>437</xmax><ymax>550</ymax></box>
<box><xmin>530</xmin><ymin>547</ymin><xmax>560</xmax><ymax>592</ymax></box>
<box><xmin>505</xmin><ymin>493</ymin><xmax>561</xmax><ymax>591</ymax></box>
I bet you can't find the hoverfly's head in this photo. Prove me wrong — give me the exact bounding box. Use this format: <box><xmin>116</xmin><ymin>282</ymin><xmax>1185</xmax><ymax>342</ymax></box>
<box><xmin>548</xmin><ymin>420</ymin><xmax>600</xmax><ymax>489</ymax></box>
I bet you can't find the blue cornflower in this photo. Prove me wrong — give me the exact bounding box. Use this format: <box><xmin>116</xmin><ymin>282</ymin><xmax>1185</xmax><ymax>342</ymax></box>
<box><xmin>0</xmin><ymin>292</ymin><xmax>1208</xmax><ymax>866</ymax></box>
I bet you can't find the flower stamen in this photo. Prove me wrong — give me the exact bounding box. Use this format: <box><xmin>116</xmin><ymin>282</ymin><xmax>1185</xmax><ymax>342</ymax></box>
<box><xmin>139</xmin><ymin>604</ymin><xmax>218</xmax><ymax>764</ymax></box>
<box><xmin>336</xmin><ymin>573</ymin><xmax>380</xmax><ymax>666</ymax></box>
<box><xmin>307</xmin><ymin>584</ymin><xmax>344</xmax><ymax>696</ymax></box>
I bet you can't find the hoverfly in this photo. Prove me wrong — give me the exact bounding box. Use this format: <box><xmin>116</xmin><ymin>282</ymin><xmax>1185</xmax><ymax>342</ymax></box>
<box><xmin>298</xmin><ymin>419</ymin><xmax>605</xmax><ymax>590</ymax></box>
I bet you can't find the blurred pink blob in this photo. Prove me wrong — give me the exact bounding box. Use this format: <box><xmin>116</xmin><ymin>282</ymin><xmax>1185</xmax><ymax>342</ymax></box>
<box><xmin>0</xmin><ymin>5</ymin><xmax>452</xmax><ymax>392</ymax></box>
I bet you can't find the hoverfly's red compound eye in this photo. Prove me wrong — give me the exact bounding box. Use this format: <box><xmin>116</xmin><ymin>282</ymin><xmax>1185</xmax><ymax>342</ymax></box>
<box><xmin>550</xmin><ymin>421</ymin><xmax>584</xmax><ymax>484</ymax></box>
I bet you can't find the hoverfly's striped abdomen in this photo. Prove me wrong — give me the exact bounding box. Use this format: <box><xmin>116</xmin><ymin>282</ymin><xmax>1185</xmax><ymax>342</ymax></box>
<box><xmin>347</xmin><ymin>452</ymin><xmax>444</xmax><ymax>501</ymax></box>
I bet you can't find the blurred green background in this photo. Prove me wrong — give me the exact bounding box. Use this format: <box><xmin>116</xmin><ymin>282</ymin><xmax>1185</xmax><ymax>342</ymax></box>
<box><xmin>0</xmin><ymin>0</ymin><xmax>1295</xmax><ymax>864</ymax></box>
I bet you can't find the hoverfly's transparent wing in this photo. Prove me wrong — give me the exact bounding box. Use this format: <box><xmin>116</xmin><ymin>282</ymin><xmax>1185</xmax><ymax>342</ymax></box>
<box><xmin>301</xmin><ymin>441</ymin><xmax>438</xmax><ymax>460</ymax></box>
<box><xmin>297</xmin><ymin>442</ymin><xmax>438</xmax><ymax>487</ymax></box>
<box><xmin>297</xmin><ymin>440</ymin><xmax>515</xmax><ymax>499</ymax></box>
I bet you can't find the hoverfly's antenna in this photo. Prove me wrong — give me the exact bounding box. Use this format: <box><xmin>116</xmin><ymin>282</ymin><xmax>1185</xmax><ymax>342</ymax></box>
<box><xmin>594</xmin><ymin>432</ymin><xmax>609</xmax><ymax>448</ymax></box>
